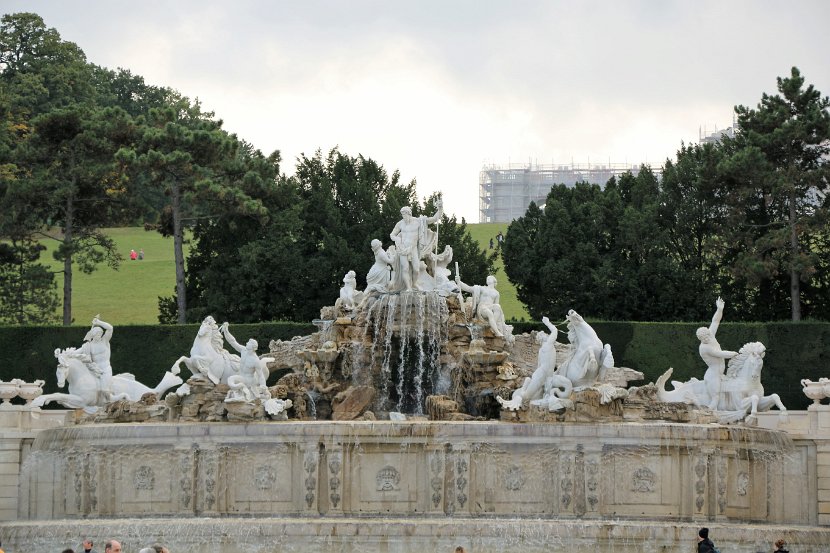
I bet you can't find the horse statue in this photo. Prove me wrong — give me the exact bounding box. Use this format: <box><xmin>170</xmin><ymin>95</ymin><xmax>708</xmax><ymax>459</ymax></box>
<box><xmin>32</xmin><ymin>348</ymin><xmax>183</xmax><ymax>413</ymax></box>
<box><xmin>557</xmin><ymin>310</ymin><xmax>614</xmax><ymax>388</ymax></box>
<box><xmin>657</xmin><ymin>342</ymin><xmax>786</xmax><ymax>424</ymax></box>
<box><xmin>171</xmin><ymin>316</ymin><xmax>240</xmax><ymax>385</ymax></box>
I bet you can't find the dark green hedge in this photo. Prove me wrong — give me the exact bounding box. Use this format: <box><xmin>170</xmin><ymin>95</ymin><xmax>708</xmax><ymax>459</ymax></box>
<box><xmin>512</xmin><ymin>320</ymin><xmax>830</xmax><ymax>410</ymax></box>
<box><xmin>3</xmin><ymin>321</ymin><xmax>826</xmax><ymax>410</ymax></box>
<box><xmin>0</xmin><ymin>322</ymin><xmax>314</xmax><ymax>398</ymax></box>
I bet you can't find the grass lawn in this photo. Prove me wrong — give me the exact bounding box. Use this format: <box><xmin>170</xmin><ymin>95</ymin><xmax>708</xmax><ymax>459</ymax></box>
<box><xmin>39</xmin><ymin>224</ymin><xmax>531</xmax><ymax>325</ymax></box>
<box><xmin>39</xmin><ymin>227</ymin><xmax>181</xmax><ymax>325</ymax></box>
<box><xmin>465</xmin><ymin>222</ymin><xmax>531</xmax><ymax>322</ymax></box>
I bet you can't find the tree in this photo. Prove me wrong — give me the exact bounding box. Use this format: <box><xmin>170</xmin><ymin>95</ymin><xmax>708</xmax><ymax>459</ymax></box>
<box><xmin>23</xmin><ymin>106</ymin><xmax>130</xmax><ymax>324</ymax></box>
<box><xmin>720</xmin><ymin>67</ymin><xmax>830</xmax><ymax>320</ymax></box>
<box><xmin>0</xmin><ymin>13</ymin><xmax>129</xmax><ymax>324</ymax></box>
<box><xmin>118</xmin><ymin>101</ymin><xmax>250</xmax><ymax>323</ymax></box>
<box><xmin>179</xmin><ymin>148</ymin><xmax>495</xmax><ymax>323</ymax></box>
<box><xmin>0</xmin><ymin>238</ymin><xmax>59</xmax><ymax>324</ymax></box>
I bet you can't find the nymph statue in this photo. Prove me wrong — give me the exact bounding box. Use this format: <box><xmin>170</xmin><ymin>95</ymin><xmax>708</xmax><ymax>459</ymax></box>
<box><xmin>335</xmin><ymin>270</ymin><xmax>363</xmax><ymax>313</ymax></box>
<box><xmin>428</xmin><ymin>244</ymin><xmax>458</xmax><ymax>294</ymax></box>
<box><xmin>364</xmin><ymin>239</ymin><xmax>396</xmax><ymax>296</ymax></box>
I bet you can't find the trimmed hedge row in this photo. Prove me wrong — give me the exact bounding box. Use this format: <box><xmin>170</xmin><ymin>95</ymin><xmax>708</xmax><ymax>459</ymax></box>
<box><xmin>2</xmin><ymin>321</ymin><xmax>827</xmax><ymax>410</ymax></box>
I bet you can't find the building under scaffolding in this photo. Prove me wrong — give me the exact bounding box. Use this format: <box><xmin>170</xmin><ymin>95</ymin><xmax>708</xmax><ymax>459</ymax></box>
<box><xmin>479</xmin><ymin>162</ymin><xmax>656</xmax><ymax>223</ymax></box>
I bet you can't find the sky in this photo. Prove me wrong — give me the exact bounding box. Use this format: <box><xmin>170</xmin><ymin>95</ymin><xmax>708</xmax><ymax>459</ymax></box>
<box><xmin>5</xmin><ymin>0</ymin><xmax>830</xmax><ymax>221</ymax></box>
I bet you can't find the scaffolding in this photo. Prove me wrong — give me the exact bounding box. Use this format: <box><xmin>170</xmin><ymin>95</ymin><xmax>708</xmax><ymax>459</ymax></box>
<box><xmin>479</xmin><ymin>162</ymin><xmax>658</xmax><ymax>223</ymax></box>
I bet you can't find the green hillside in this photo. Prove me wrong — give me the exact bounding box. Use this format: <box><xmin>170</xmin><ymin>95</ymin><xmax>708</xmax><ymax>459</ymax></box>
<box><xmin>39</xmin><ymin>224</ymin><xmax>530</xmax><ymax>325</ymax></box>
<box><xmin>39</xmin><ymin>228</ymin><xmax>182</xmax><ymax>325</ymax></box>
<box><xmin>465</xmin><ymin>222</ymin><xmax>531</xmax><ymax>321</ymax></box>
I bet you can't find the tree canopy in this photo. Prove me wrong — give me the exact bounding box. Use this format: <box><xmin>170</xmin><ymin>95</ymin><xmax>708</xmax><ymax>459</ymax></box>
<box><xmin>504</xmin><ymin>68</ymin><xmax>830</xmax><ymax>322</ymax></box>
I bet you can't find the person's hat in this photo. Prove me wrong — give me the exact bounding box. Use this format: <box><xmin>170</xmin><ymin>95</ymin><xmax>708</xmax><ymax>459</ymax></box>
<box><xmin>699</xmin><ymin>528</ymin><xmax>709</xmax><ymax>539</ymax></box>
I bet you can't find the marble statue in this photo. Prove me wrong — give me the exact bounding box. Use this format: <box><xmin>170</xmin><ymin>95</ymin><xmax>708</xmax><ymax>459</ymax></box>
<box><xmin>455</xmin><ymin>274</ymin><xmax>514</xmax><ymax>343</ymax></box>
<box><xmin>221</xmin><ymin>323</ymin><xmax>273</xmax><ymax>403</ymax></box>
<box><xmin>697</xmin><ymin>297</ymin><xmax>738</xmax><ymax>409</ymax></box>
<box><xmin>33</xmin><ymin>348</ymin><xmax>183</xmax><ymax>413</ymax></box>
<box><xmin>657</xmin><ymin>341</ymin><xmax>786</xmax><ymax>423</ymax></box>
<box><xmin>498</xmin><ymin>316</ymin><xmax>571</xmax><ymax>410</ymax></box>
<box><xmin>557</xmin><ymin>310</ymin><xmax>614</xmax><ymax>388</ymax></box>
<box><xmin>67</xmin><ymin>316</ymin><xmax>116</xmax><ymax>401</ymax></box>
<box><xmin>364</xmin><ymin>239</ymin><xmax>397</xmax><ymax>296</ymax></box>
<box><xmin>172</xmin><ymin>316</ymin><xmax>240</xmax><ymax>385</ymax></box>
<box><xmin>335</xmin><ymin>270</ymin><xmax>364</xmax><ymax>313</ymax></box>
<box><xmin>389</xmin><ymin>200</ymin><xmax>442</xmax><ymax>291</ymax></box>
<box><xmin>415</xmin><ymin>260</ymin><xmax>436</xmax><ymax>290</ymax></box>
<box><xmin>428</xmin><ymin>245</ymin><xmax>459</xmax><ymax>294</ymax></box>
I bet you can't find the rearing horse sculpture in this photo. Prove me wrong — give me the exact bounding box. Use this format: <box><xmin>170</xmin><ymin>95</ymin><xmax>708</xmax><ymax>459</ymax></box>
<box><xmin>171</xmin><ymin>316</ymin><xmax>240</xmax><ymax>384</ymax></box>
<box><xmin>657</xmin><ymin>342</ymin><xmax>786</xmax><ymax>424</ymax></box>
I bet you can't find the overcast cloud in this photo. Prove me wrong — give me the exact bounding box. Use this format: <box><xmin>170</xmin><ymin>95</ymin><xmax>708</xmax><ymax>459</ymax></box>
<box><xmin>5</xmin><ymin>0</ymin><xmax>830</xmax><ymax>221</ymax></box>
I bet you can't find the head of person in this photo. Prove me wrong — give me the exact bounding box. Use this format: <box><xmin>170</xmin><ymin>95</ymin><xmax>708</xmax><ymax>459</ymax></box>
<box><xmin>84</xmin><ymin>325</ymin><xmax>104</xmax><ymax>342</ymax></box>
<box><xmin>536</xmin><ymin>331</ymin><xmax>548</xmax><ymax>345</ymax></box>
<box><xmin>698</xmin><ymin>527</ymin><xmax>709</xmax><ymax>541</ymax></box>
<box><xmin>775</xmin><ymin>539</ymin><xmax>786</xmax><ymax>549</ymax></box>
<box><xmin>82</xmin><ymin>539</ymin><xmax>94</xmax><ymax>550</ymax></box>
<box><xmin>105</xmin><ymin>540</ymin><xmax>122</xmax><ymax>553</ymax></box>
<box><xmin>138</xmin><ymin>548</ymin><xmax>156</xmax><ymax>553</ymax></box>
<box><xmin>62</xmin><ymin>549</ymin><xmax>75</xmax><ymax>553</ymax></box>
<box><xmin>246</xmin><ymin>338</ymin><xmax>258</xmax><ymax>351</ymax></box>
<box><xmin>696</xmin><ymin>327</ymin><xmax>712</xmax><ymax>343</ymax></box>
<box><xmin>455</xmin><ymin>547</ymin><xmax>466</xmax><ymax>553</ymax></box>
<box><xmin>486</xmin><ymin>275</ymin><xmax>497</xmax><ymax>287</ymax></box>
<box><xmin>371</xmin><ymin>238</ymin><xmax>382</xmax><ymax>252</ymax></box>
<box><xmin>400</xmin><ymin>206</ymin><xmax>413</xmax><ymax>220</ymax></box>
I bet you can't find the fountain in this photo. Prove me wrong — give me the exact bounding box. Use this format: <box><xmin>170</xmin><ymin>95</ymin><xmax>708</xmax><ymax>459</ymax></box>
<box><xmin>1</xmin><ymin>199</ymin><xmax>830</xmax><ymax>552</ymax></box>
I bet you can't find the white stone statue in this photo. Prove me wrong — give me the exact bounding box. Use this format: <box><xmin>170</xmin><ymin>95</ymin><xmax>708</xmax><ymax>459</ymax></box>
<box><xmin>498</xmin><ymin>316</ymin><xmax>571</xmax><ymax>410</ymax></box>
<box><xmin>557</xmin><ymin>310</ymin><xmax>614</xmax><ymax>388</ymax></box>
<box><xmin>697</xmin><ymin>297</ymin><xmax>738</xmax><ymax>409</ymax></box>
<box><xmin>428</xmin><ymin>245</ymin><xmax>459</xmax><ymax>294</ymax></box>
<box><xmin>66</xmin><ymin>316</ymin><xmax>116</xmax><ymax>402</ymax></box>
<box><xmin>171</xmin><ymin>315</ymin><xmax>240</xmax><ymax>385</ymax></box>
<box><xmin>389</xmin><ymin>200</ymin><xmax>442</xmax><ymax>291</ymax></box>
<box><xmin>364</xmin><ymin>239</ymin><xmax>397</xmax><ymax>296</ymax></box>
<box><xmin>221</xmin><ymin>323</ymin><xmax>273</xmax><ymax>403</ymax></box>
<box><xmin>455</xmin><ymin>274</ymin><xmax>514</xmax><ymax>343</ymax></box>
<box><xmin>335</xmin><ymin>270</ymin><xmax>364</xmax><ymax>313</ymax></box>
<box><xmin>33</xmin><ymin>348</ymin><xmax>183</xmax><ymax>413</ymax></box>
<box><xmin>657</xmin><ymin>342</ymin><xmax>787</xmax><ymax>424</ymax></box>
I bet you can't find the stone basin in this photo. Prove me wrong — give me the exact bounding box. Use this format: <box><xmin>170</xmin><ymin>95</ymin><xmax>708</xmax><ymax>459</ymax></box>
<box><xmin>3</xmin><ymin>420</ymin><xmax>828</xmax><ymax>552</ymax></box>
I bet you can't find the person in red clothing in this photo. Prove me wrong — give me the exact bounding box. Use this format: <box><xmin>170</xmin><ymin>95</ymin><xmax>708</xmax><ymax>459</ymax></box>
<box><xmin>130</xmin><ymin>249</ymin><xmax>137</xmax><ymax>260</ymax></box>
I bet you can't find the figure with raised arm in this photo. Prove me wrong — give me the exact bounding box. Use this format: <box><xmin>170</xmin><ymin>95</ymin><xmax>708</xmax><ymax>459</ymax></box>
<box><xmin>67</xmin><ymin>315</ymin><xmax>115</xmax><ymax>403</ymax></box>
<box><xmin>389</xmin><ymin>199</ymin><xmax>443</xmax><ymax>291</ymax></box>
<box><xmin>455</xmin><ymin>274</ymin><xmax>513</xmax><ymax>343</ymax></box>
<box><xmin>697</xmin><ymin>297</ymin><xmax>738</xmax><ymax>409</ymax></box>
<box><xmin>221</xmin><ymin>322</ymin><xmax>272</xmax><ymax>401</ymax></box>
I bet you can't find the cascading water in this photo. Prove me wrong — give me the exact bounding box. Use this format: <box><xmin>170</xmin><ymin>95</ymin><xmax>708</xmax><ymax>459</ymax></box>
<box><xmin>360</xmin><ymin>291</ymin><xmax>448</xmax><ymax>415</ymax></box>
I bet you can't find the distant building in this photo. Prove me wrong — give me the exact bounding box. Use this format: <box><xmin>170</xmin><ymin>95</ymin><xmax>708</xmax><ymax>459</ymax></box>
<box><xmin>478</xmin><ymin>162</ymin><xmax>656</xmax><ymax>223</ymax></box>
<box><xmin>699</xmin><ymin>125</ymin><xmax>736</xmax><ymax>145</ymax></box>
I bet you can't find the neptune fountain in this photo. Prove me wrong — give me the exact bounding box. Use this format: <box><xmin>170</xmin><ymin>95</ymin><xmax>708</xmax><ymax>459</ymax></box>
<box><xmin>1</xmin><ymin>199</ymin><xmax>829</xmax><ymax>552</ymax></box>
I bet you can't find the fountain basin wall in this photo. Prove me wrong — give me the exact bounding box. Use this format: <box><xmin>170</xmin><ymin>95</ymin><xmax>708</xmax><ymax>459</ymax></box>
<box><xmin>4</xmin><ymin>419</ymin><xmax>830</xmax><ymax>552</ymax></box>
<box><xmin>18</xmin><ymin>421</ymin><xmax>812</xmax><ymax>523</ymax></box>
